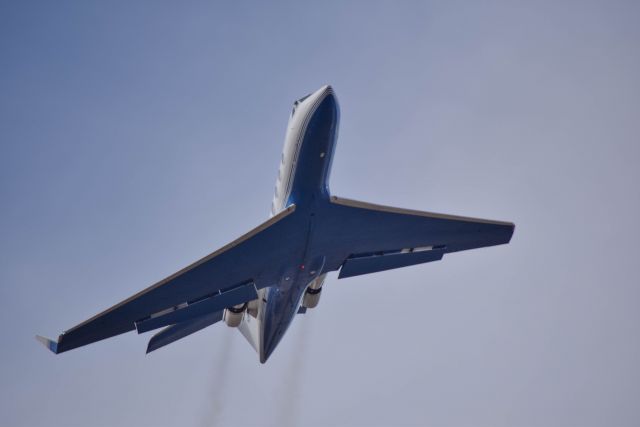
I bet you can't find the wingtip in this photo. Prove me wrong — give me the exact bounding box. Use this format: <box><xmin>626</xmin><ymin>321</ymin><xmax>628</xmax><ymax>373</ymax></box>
<box><xmin>506</xmin><ymin>222</ymin><xmax>516</xmax><ymax>243</ymax></box>
<box><xmin>35</xmin><ymin>335</ymin><xmax>60</xmax><ymax>354</ymax></box>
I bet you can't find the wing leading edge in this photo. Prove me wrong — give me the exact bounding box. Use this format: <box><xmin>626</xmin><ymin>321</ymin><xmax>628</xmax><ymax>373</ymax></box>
<box><xmin>318</xmin><ymin>196</ymin><xmax>514</xmax><ymax>277</ymax></box>
<box><xmin>37</xmin><ymin>205</ymin><xmax>301</xmax><ymax>354</ymax></box>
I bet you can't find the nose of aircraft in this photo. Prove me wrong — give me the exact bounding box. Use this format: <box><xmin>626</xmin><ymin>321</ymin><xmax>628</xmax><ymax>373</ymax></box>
<box><xmin>297</xmin><ymin>85</ymin><xmax>334</xmax><ymax>105</ymax></box>
<box><xmin>317</xmin><ymin>85</ymin><xmax>334</xmax><ymax>102</ymax></box>
<box><xmin>309</xmin><ymin>85</ymin><xmax>338</xmax><ymax>123</ymax></box>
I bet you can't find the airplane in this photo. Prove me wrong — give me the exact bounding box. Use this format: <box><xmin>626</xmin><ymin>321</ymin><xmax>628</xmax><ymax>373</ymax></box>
<box><xmin>37</xmin><ymin>85</ymin><xmax>514</xmax><ymax>363</ymax></box>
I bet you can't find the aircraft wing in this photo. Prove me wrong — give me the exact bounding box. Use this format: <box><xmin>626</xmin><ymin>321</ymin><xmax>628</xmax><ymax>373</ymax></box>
<box><xmin>319</xmin><ymin>197</ymin><xmax>514</xmax><ymax>278</ymax></box>
<box><xmin>37</xmin><ymin>205</ymin><xmax>302</xmax><ymax>354</ymax></box>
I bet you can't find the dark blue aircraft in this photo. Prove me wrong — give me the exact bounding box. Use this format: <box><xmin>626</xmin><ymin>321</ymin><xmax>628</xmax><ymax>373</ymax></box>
<box><xmin>38</xmin><ymin>85</ymin><xmax>514</xmax><ymax>363</ymax></box>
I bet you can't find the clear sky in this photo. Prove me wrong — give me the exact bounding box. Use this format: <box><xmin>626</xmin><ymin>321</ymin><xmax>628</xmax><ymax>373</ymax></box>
<box><xmin>1</xmin><ymin>1</ymin><xmax>639</xmax><ymax>426</ymax></box>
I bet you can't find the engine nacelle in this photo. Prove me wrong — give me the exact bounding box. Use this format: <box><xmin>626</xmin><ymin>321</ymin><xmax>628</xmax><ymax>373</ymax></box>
<box><xmin>302</xmin><ymin>274</ymin><xmax>326</xmax><ymax>309</ymax></box>
<box><xmin>223</xmin><ymin>303</ymin><xmax>247</xmax><ymax>327</ymax></box>
<box><xmin>302</xmin><ymin>287</ymin><xmax>321</xmax><ymax>308</ymax></box>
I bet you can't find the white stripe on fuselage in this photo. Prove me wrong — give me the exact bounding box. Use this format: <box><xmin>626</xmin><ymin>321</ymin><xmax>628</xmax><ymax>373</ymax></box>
<box><xmin>237</xmin><ymin>86</ymin><xmax>332</xmax><ymax>355</ymax></box>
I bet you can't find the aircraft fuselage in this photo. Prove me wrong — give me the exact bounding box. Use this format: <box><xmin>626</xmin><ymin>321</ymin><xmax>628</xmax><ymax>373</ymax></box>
<box><xmin>238</xmin><ymin>85</ymin><xmax>339</xmax><ymax>363</ymax></box>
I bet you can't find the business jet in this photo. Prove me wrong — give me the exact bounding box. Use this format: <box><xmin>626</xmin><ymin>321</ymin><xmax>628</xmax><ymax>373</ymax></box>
<box><xmin>37</xmin><ymin>85</ymin><xmax>514</xmax><ymax>363</ymax></box>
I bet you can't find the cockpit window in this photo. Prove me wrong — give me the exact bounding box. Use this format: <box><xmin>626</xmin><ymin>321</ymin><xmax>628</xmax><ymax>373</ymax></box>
<box><xmin>291</xmin><ymin>93</ymin><xmax>311</xmax><ymax>116</ymax></box>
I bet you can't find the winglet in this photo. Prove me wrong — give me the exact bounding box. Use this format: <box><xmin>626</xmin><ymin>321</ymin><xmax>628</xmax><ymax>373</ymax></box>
<box><xmin>36</xmin><ymin>335</ymin><xmax>60</xmax><ymax>354</ymax></box>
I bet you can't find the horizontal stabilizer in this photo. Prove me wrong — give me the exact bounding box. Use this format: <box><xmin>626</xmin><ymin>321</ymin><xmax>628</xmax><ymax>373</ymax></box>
<box><xmin>146</xmin><ymin>311</ymin><xmax>223</xmax><ymax>354</ymax></box>
<box><xmin>35</xmin><ymin>335</ymin><xmax>59</xmax><ymax>354</ymax></box>
<box><xmin>135</xmin><ymin>281</ymin><xmax>257</xmax><ymax>334</ymax></box>
<box><xmin>339</xmin><ymin>247</ymin><xmax>445</xmax><ymax>279</ymax></box>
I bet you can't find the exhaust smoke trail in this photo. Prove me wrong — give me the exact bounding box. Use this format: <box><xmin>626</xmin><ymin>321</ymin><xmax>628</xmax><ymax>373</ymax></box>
<box><xmin>275</xmin><ymin>313</ymin><xmax>314</xmax><ymax>427</ymax></box>
<box><xmin>201</xmin><ymin>327</ymin><xmax>235</xmax><ymax>427</ymax></box>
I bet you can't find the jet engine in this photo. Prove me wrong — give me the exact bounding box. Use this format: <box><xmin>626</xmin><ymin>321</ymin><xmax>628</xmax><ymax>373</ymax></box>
<box><xmin>302</xmin><ymin>274</ymin><xmax>326</xmax><ymax>309</ymax></box>
<box><xmin>223</xmin><ymin>303</ymin><xmax>247</xmax><ymax>327</ymax></box>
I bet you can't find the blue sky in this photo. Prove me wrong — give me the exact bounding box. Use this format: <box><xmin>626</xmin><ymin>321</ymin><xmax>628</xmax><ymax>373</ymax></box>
<box><xmin>1</xmin><ymin>1</ymin><xmax>639</xmax><ymax>426</ymax></box>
